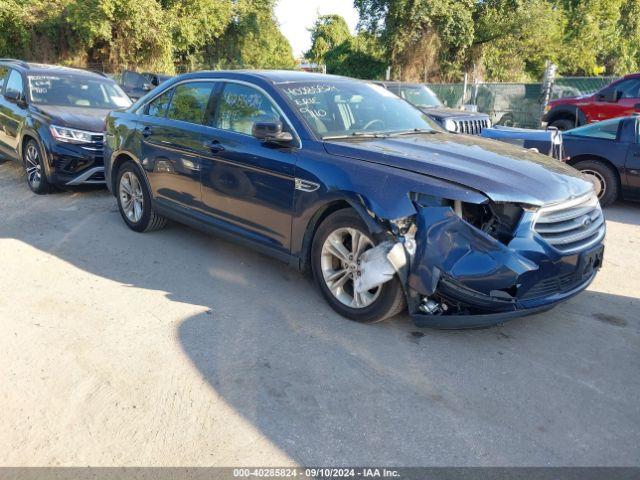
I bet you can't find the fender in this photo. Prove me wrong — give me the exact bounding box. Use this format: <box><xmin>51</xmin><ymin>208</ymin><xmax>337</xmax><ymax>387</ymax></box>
<box><xmin>108</xmin><ymin>147</ymin><xmax>154</xmax><ymax>201</ymax></box>
<box><xmin>291</xmin><ymin>157</ymin><xmax>489</xmax><ymax>270</ymax></box>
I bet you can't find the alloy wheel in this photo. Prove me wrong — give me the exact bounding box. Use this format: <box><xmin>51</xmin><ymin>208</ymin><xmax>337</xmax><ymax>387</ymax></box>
<box><xmin>320</xmin><ymin>227</ymin><xmax>381</xmax><ymax>308</ymax></box>
<box><xmin>119</xmin><ymin>171</ymin><xmax>144</xmax><ymax>223</ymax></box>
<box><xmin>25</xmin><ymin>144</ymin><xmax>42</xmax><ymax>188</ymax></box>
<box><xmin>581</xmin><ymin>169</ymin><xmax>606</xmax><ymax>200</ymax></box>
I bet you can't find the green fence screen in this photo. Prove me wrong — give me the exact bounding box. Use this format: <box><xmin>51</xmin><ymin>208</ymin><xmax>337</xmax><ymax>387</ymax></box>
<box><xmin>427</xmin><ymin>77</ymin><xmax>618</xmax><ymax>129</ymax></box>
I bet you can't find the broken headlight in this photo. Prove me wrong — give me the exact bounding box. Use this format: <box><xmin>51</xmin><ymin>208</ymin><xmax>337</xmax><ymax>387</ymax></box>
<box><xmin>456</xmin><ymin>202</ymin><xmax>523</xmax><ymax>244</ymax></box>
<box><xmin>411</xmin><ymin>193</ymin><xmax>523</xmax><ymax>244</ymax></box>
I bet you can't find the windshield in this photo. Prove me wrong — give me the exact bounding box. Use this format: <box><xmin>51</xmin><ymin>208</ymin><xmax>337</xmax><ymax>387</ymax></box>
<box><xmin>28</xmin><ymin>75</ymin><xmax>132</xmax><ymax>109</ymax></box>
<box><xmin>393</xmin><ymin>85</ymin><xmax>442</xmax><ymax>108</ymax></box>
<box><xmin>279</xmin><ymin>81</ymin><xmax>438</xmax><ymax>139</ymax></box>
<box><xmin>563</xmin><ymin>117</ymin><xmax>621</xmax><ymax>140</ymax></box>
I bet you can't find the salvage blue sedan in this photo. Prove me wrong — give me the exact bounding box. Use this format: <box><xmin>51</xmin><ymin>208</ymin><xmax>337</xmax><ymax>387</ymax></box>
<box><xmin>104</xmin><ymin>71</ymin><xmax>605</xmax><ymax>328</ymax></box>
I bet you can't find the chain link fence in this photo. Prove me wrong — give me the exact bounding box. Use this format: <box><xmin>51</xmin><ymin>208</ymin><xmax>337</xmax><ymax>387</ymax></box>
<box><xmin>428</xmin><ymin>77</ymin><xmax>618</xmax><ymax>128</ymax></box>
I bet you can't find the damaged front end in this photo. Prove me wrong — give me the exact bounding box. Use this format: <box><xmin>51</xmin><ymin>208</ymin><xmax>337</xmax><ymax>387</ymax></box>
<box><xmin>354</xmin><ymin>191</ymin><xmax>605</xmax><ymax>328</ymax></box>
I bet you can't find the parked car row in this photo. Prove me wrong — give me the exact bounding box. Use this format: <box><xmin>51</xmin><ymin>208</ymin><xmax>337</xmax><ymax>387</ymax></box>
<box><xmin>0</xmin><ymin>60</ymin><xmax>610</xmax><ymax>328</ymax></box>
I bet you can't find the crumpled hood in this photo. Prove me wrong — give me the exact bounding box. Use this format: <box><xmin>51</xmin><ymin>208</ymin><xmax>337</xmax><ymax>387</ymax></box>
<box><xmin>323</xmin><ymin>133</ymin><xmax>592</xmax><ymax>206</ymax></box>
<box><xmin>32</xmin><ymin>105</ymin><xmax>110</xmax><ymax>132</ymax></box>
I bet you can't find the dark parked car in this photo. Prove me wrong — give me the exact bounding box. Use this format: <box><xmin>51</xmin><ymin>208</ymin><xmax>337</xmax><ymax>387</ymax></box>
<box><xmin>105</xmin><ymin>71</ymin><xmax>604</xmax><ymax>328</ymax></box>
<box><xmin>0</xmin><ymin>59</ymin><xmax>131</xmax><ymax>193</ymax></box>
<box><xmin>120</xmin><ymin>70</ymin><xmax>172</xmax><ymax>101</ymax></box>
<box><xmin>561</xmin><ymin>116</ymin><xmax>640</xmax><ymax>206</ymax></box>
<box><xmin>373</xmin><ymin>81</ymin><xmax>492</xmax><ymax>135</ymax></box>
<box><xmin>542</xmin><ymin>73</ymin><xmax>640</xmax><ymax>130</ymax></box>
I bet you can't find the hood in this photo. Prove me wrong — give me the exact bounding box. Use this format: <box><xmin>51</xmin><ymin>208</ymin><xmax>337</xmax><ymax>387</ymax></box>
<box><xmin>323</xmin><ymin>133</ymin><xmax>592</xmax><ymax>206</ymax></box>
<box><xmin>419</xmin><ymin>107</ymin><xmax>490</xmax><ymax>120</ymax></box>
<box><xmin>549</xmin><ymin>93</ymin><xmax>593</xmax><ymax>105</ymax></box>
<box><xmin>31</xmin><ymin>105</ymin><xmax>110</xmax><ymax>132</ymax></box>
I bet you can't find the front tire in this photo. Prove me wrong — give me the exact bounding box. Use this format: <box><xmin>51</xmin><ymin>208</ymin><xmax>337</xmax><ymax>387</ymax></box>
<box><xmin>572</xmin><ymin>159</ymin><xmax>619</xmax><ymax>207</ymax></box>
<box><xmin>116</xmin><ymin>161</ymin><xmax>167</xmax><ymax>232</ymax></box>
<box><xmin>311</xmin><ymin>209</ymin><xmax>406</xmax><ymax>323</ymax></box>
<box><xmin>23</xmin><ymin>139</ymin><xmax>51</xmax><ymax>194</ymax></box>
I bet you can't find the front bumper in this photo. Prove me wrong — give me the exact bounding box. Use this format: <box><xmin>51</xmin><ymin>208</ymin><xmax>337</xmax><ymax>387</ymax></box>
<box><xmin>401</xmin><ymin>205</ymin><xmax>604</xmax><ymax>329</ymax></box>
<box><xmin>43</xmin><ymin>136</ymin><xmax>105</xmax><ymax>186</ymax></box>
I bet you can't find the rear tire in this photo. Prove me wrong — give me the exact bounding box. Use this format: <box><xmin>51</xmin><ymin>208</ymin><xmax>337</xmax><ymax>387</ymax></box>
<box><xmin>311</xmin><ymin>209</ymin><xmax>406</xmax><ymax>323</ymax></box>
<box><xmin>549</xmin><ymin>118</ymin><xmax>576</xmax><ymax>131</ymax></box>
<box><xmin>116</xmin><ymin>161</ymin><xmax>167</xmax><ymax>232</ymax></box>
<box><xmin>572</xmin><ymin>159</ymin><xmax>619</xmax><ymax>207</ymax></box>
<box><xmin>23</xmin><ymin>139</ymin><xmax>51</xmax><ymax>194</ymax></box>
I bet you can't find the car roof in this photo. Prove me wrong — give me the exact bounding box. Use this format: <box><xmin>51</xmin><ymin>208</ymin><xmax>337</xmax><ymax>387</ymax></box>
<box><xmin>375</xmin><ymin>80</ymin><xmax>424</xmax><ymax>87</ymax></box>
<box><xmin>0</xmin><ymin>59</ymin><xmax>109</xmax><ymax>80</ymax></box>
<box><xmin>178</xmin><ymin>69</ymin><xmax>353</xmax><ymax>85</ymax></box>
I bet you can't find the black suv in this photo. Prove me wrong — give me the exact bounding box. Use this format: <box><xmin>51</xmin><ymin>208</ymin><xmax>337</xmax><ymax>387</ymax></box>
<box><xmin>0</xmin><ymin>59</ymin><xmax>131</xmax><ymax>193</ymax></box>
<box><xmin>374</xmin><ymin>81</ymin><xmax>492</xmax><ymax>135</ymax></box>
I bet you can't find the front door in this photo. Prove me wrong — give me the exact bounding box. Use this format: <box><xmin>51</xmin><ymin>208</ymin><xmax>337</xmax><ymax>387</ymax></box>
<box><xmin>0</xmin><ymin>69</ymin><xmax>26</xmax><ymax>157</ymax></box>
<box><xmin>199</xmin><ymin>81</ymin><xmax>298</xmax><ymax>255</ymax></box>
<box><xmin>591</xmin><ymin>78</ymin><xmax>640</xmax><ymax>121</ymax></box>
<box><xmin>139</xmin><ymin>81</ymin><xmax>217</xmax><ymax>213</ymax></box>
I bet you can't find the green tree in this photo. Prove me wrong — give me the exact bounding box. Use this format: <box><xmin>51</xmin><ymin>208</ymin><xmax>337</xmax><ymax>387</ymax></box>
<box><xmin>306</xmin><ymin>14</ymin><xmax>352</xmax><ymax>65</ymax></box>
<box><xmin>206</xmin><ymin>0</ymin><xmax>296</xmax><ymax>69</ymax></box>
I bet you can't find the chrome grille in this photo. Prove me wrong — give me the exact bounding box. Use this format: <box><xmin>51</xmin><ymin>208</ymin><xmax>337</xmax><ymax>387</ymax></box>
<box><xmin>451</xmin><ymin>118</ymin><xmax>490</xmax><ymax>135</ymax></box>
<box><xmin>533</xmin><ymin>193</ymin><xmax>605</xmax><ymax>254</ymax></box>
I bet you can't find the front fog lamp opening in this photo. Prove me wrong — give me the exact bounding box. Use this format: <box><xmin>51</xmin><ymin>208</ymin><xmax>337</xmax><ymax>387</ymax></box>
<box><xmin>50</xmin><ymin>125</ymin><xmax>96</xmax><ymax>144</ymax></box>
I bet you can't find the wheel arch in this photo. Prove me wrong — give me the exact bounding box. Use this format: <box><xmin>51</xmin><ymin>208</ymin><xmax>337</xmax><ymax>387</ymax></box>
<box><xmin>297</xmin><ymin>198</ymin><xmax>385</xmax><ymax>271</ymax></box>
<box><xmin>566</xmin><ymin>154</ymin><xmax>622</xmax><ymax>195</ymax></box>
<box><xmin>110</xmin><ymin>150</ymin><xmax>152</xmax><ymax>196</ymax></box>
<box><xmin>547</xmin><ymin>105</ymin><xmax>587</xmax><ymax>127</ymax></box>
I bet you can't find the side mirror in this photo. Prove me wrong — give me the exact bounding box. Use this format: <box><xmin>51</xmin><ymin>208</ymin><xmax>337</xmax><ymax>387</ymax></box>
<box><xmin>601</xmin><ymin>89</ymin><xmax>622</xmax><ymax>103</ymax></box>
<box><xmin>4</xmin><ymin>89</ymin><xmax>26</xmax><ymax>107</ymax></box>
<box><xmin>252</xmin><ymin>120</ymin><xmax>293</xmax><ymax>145</ymax></box>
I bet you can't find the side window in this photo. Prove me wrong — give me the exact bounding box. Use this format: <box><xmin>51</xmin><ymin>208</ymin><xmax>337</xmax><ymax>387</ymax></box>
<box><xmin>613</xmin><ymin>79</ymin><xmax>640</xmax><ymax>99</ymax></box>
<box><xmin>215</xmin><ymin>83</ymin><xmax>282</xmax><ymax>135</ymax></box>
<box><xmin>147</xmin><ymin>89</ymin><xmax>173</xmax><ymax>117</ymax></box>
<box><xmin>166</xmin><ymin>82</ymin><xmax>214</xmax><ymax>125</ymax></box>
<box><xmin>0</xmin><ymin>66</ymin><xmax>9</xmax><ymax>94</ymax></box>
<box><xmin>5</xmin><ymin>70</ymin><xmax>24</xmax><ymax>96</ymax></box>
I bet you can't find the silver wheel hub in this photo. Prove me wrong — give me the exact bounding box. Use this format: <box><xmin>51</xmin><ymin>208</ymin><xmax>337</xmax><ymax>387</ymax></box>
<box><xmin>320</xmin><ymin>227</ymin><xmax>381</xmax><ymax>309</ymax></box>
<box><xmin>581</xmin><ymin>169</ymin><xmax>605</xmax><ymax>199</ymax></box>
<box><xmin>119</xmin><ymin>171</ymin><xmax>144</xmax><ymax>223</ymax></box>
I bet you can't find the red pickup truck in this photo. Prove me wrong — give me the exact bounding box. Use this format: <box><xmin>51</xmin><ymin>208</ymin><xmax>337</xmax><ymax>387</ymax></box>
<box><xmin>542</xmin><ymin>73</ymin><xmax>640</xmax><ymax>130</ymax></box>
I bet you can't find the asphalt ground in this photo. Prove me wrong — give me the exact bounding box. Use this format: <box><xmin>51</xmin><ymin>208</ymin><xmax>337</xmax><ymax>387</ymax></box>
<box><xmin>1</xmin><ymin>158</ymin><xmax>638</xmax><ymax>466</ymax></box>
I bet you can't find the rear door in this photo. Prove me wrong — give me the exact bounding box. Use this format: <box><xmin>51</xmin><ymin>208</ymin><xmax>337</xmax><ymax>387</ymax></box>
<box><xmin>0</xmin><ymin>69</ymin><xmax>26</xmax><ymax>156</ymax></box>
<box><xmin>138</xmin><ymin>81</ymin><xmax>217</xmax><ymax>213</ymax></box>
<box><xmin>199</xmin><ymin>81</ymin><xmax>298</xmax><ymax>254</ymax></box>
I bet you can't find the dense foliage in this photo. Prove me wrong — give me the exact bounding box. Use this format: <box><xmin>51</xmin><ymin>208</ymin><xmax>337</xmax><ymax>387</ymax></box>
<box><xmin>0</xmin><ymin>0</ymin><xmax>295</xmax><ymax>73</ymax></box>
<box><xmin>342</xmin><ymin>0</ymin><xmax>640</xmax><ymax>81</ymax></box>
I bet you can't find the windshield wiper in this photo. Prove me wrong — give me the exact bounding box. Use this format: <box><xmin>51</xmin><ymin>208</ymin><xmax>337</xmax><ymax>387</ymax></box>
<box><xmin>322</xmin><ymin>131</ymin><xmax>389</xmax><ymax>140</ymax></box>
<box><xmin>388</xmin><ymin>128</ymin><xmax>439</xmax><ymax>136</ymax></box>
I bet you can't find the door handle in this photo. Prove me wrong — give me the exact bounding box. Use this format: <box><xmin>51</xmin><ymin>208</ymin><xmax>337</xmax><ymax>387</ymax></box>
<box><xmin>142</xmin><ymin>126</ymin><xmax>153</xmax><ymax>138</ymax></box>
<box><xmin>204</xmin><ymin>139</ymin><xmax>225</xmax><ymax>153</ymax></box>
